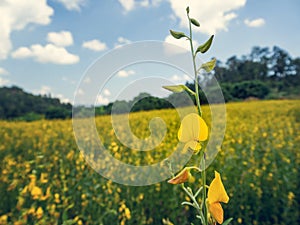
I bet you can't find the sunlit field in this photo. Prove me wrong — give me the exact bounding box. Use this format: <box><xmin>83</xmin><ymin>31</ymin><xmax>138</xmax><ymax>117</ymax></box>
<box><xmin>0</xmin><ymin>100</ymin><xmax>299</xmax><ymax>225</ymax></box>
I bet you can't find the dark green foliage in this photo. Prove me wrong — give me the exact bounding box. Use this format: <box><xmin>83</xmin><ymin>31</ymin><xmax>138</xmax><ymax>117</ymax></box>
<box><xmin>0</xmin><ymin>86</ymin><xmax>71</xmax><ymax>120</ymax></box>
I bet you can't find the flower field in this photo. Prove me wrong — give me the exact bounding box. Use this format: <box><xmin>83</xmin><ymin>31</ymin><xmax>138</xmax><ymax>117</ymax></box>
<box><xmin>0</xmin><ymin>100</ymin><xmax>299</xmax><ymax>225</ymax></box>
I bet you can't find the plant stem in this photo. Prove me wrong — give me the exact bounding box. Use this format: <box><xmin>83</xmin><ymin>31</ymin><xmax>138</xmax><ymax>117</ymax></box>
<box><xmin>181</xmin><ymin>184</ymin><xmax>205</xmax><ymax>223</ymax></box>
<box><xmin>187</xmin><ymin>14</ymin><xmax>202</xmax><ymax>118</ymax></box>
<box><xmin>187</xmin><ymin>11</ymin><xmax>207</xmax><ymax>225</ymax></box>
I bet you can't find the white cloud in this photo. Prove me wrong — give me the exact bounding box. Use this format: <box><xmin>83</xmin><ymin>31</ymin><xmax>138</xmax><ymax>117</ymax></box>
<box><xmin>56</xmin><ymin>93</ymin><xmax>71</xmax><ymax>103</ymax></box>
<box><xmin>35</xmin><ymin>85</ymin><xmax>52</xmax><ymax>95</ymax></box>
<box><xmin>0</xmin><ymin>77</ymin><xmax>9</xmax><ymax>86</ymax></box>
<box><xmin>114</xmin><ymin>36</ymin><xmax>132</xmax><ymax>48</ymax></box>
<box><xmin>77</xmin><ymin>88</ymin><xmax>84</xmax><ymax>96</ymax></box>
<box><xmin>12</xmin><ymin>44</ymin><xmax>79</xmax><ymax>65</ymax></box>
<box><xmin>103</xmin><ymin>89</ymin><xmax>111</xmax><ymax>96</ymax></box>
<box><xmin>82</xmin><ymin>39</ymin><xmax>107</xmax><ymax>51</ymax></box>
<box><xmin>164</xmin><ymin>34</ymin><xmax>199</xmax><ymax>54</ymax></box>
<box><xmin>55</xmin><ymin>0</ymin><xmax>86</xmax><ymax>11</ymax></box>
<box><xmin>244</xmin><ymin>18</ymin><xmax>265</xmax><ymax>28</ymax></box>
<box><xmin>0</xmin><ymin>0</ymin><xmax>53</xmax><ymax>59</ymax></box>
<box><xmin>119</xmin><ymin>0</ymin><xmax>156</xmax><ymax>12</ymax></box>
<box><xmin>34</xmin><ymin>85</ymin><xmax>70</xmax><ymax>102</ymax></box>
<box><xmin>168</xmin><ymin>0</ymin><xmax>247</xmax><ymax>35</ymax></box>
<box><xmin>117</xmin><ymin>69</ymin><xmax>135</xmax><ymax>77</ymax></box>
<box><xmin>0</xmin><ymin>67</ymin><xmax>9</xmax><ymax>75</ymax></box>
<box><xmin>170</xmin><ymin>74</ymin><xmax>192</xmax><ymax>82</ymax></box>
<box><xmin>96</xmin><ymin>95</ymin><xmax>110</xmax><ymax>105</ymax></box>
<box><xmin>47</xmin><ymin>31</ymin><xmax>74</xmax><ymax>47</ymax></box>
<box><xmin>118</xmin><ymin>0</ymin><xmax>135</xmax><ymax>11</ymax></box>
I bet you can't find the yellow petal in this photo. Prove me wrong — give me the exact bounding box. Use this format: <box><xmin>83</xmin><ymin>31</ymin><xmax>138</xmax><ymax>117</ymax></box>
<box><xmin>209</xmin><ymin>202</ymin><xmax>224</xmax><ymax>224</ymax></box>
<box><xmin>185</xmin><ymin>140</ymin><xmax>202</xmax><ymax>152</ymax></box>
<box><xmin>168</xmin><ymin>168</ymin><xmax>190</xmax><ymax>184</ymax></box>
<box><xmin>178</xmin><ymin>113</ymin><xmax>208</xmax><ymax>143</ymax></box>
<box><xmin>208</xmin><ymin>171</ymin><xmax>229</xmax><ymax>204</ymax></box>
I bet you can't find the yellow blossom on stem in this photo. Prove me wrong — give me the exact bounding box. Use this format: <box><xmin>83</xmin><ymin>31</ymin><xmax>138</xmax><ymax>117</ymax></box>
<box><xmin>178</xmin><ymin>113</ymin><xmax>208</xmax><ymax>153</ymax></box>
<box><xmin>207</xmin><ymin>171</ymin><xmax>229</xmax><ymax>224</ymax></box>
<box><xmin>36</xmin><ymin>207</ymin><xmax>43</xmax><ymax>219</ymax></box>
<box><xmin>31</xmin><ymin>186</ymin><xmax>43</xmax><ymax>200</ymax></box>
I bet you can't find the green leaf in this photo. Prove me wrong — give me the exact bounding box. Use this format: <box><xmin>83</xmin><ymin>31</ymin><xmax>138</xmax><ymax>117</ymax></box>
<box><xmin>186</xmin><ymin>6</ymin><xmax>190</xmax><ymax>14</ymax></box>
<box><xmin>163</xmin><ymin>85</ymin><xmax>195</xmax><ymax>95</ymax></box>
<box><xmin>196</xmin><ymin>35</ymin><xmax>214</xmax><ymax>54</ymax></box>
<box><xmin>169</xmin><ymin>30</ymin><xmax>187</xmax><ymax>39</ymax></box>
<box><xmin>200</xmin><ymin>58</ymin><xmax>216</xmax><ymax>72</ymax></box>
<box><xmin>62</xmin><ymin>203</ymin><xmax>75</xmax><ymax>221</ymax></box>
<box><xmin>222</xmin><ymin>218</ymin><xmax>233</xmax><ymax>225</ymax></box>
<box><xmin>190</xmin><ymin>18</ymin><xmax>200</xmax><ymax>27</ymax></box>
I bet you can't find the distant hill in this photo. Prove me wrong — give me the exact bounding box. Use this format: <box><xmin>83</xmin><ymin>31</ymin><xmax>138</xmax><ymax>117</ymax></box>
<box><xmin>0</xmin><ymin>86</ymin><xmax>71</xmax><ymax>121</ymax></box>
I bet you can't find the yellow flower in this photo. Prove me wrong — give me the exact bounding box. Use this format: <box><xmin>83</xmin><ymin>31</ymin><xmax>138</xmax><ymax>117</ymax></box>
<box><xmin>0</xmin><ymin>214</ymin><xmax>8</xmax><ymax>224</ymax></box>
<box><xmin>207</xmin><ymin>171</ymin><xmax>229</xmax><ymax>224</ymax></box>
<box><xmin>40</xmin><ymin>173</ymin><xmax>48</xmax><ymax>183</ymax></box>
<box><xmin>178</xmin><ymin>113</ymin><xmax>208</xmax><ymax>152</ymax></box>
<box><xmin>168</xmin><ymin>167</ymin><xmax>191</xmax><ymax>184</ymax></box>
<box><xmin>36</xmin><ymin>207</ymin><xmax>43</xmax><ymax>219</ymax></box>
<box><xmin>31</xmin><ymin>186</ymin><xmax>43</xmax><ymax>200</ymax></box>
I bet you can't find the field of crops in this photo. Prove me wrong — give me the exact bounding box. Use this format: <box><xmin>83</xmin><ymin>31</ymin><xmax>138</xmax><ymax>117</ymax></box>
<box><xmin>0</xmin><ymin>100</ymin><xmax>299</xmax><ymax>225</ymax></box>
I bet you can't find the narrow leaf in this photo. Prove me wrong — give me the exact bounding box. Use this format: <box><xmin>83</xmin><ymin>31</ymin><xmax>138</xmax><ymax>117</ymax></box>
<box><xmin>181</xmin><ymin>201</ymin><xmax>195</xmax><ymax>208</ymax></box>
<box><xmin>200</xmin><ymin>58</ymin><xmax>216</xmax><ymax>72</ymax></box>
<box><xmin>190</xmin><ymin>18</ymin><xmax>200</xmax><ymax>27</ymax></box>
<box><xmin>196</xmin><ymin>35</ymin><xmax>214</xmax><ymax>54</ymax></box>
<box><xmin>169</xmin><ymin>30</ymin><xmax>187</xmax><ymax>39</ymax></box>
<box><xmin>222</xmin><ymin>218</ymin><xmax>233</xmax><ymax>225</ymax></box>
<box><xmin>163</xmin><ymin>85</ymin><xmax>195</xmax><ymax>95</ymax></box>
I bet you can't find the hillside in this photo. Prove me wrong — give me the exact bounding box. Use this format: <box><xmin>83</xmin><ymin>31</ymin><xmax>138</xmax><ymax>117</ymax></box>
<box><xmin>0</xmin><ymin>86</ymin><xmax>71</xmax><ymax>121</ymax></box>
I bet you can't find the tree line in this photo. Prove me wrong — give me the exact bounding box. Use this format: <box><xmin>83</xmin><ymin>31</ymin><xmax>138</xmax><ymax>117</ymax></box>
<box><xmin>0</xmin><ymin>86</ymin><xmax>72</xmax><ymax>121</ymax></box>
<box><xmin>96</xmin><ymin>45</ymin><xmax>300</xmax><ymax>115</ymax></box>
<box><xmin>0</xmin><ymin>45</ymin><xmax>299</xmax><ymax>120</ymax></box>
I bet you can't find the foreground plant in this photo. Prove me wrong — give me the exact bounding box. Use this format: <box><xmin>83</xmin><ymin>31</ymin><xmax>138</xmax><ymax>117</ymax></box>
<box><xmin>164</xmin><ymin>6</ymin><xmax>232</xmax><ymax>225</ymax></box>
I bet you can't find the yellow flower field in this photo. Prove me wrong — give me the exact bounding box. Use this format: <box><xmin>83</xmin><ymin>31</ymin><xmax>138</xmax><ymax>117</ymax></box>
<box><xmin>0</xmin><ymin>100</ymin><xmax>299</xmax><ymax>225</ymax></box>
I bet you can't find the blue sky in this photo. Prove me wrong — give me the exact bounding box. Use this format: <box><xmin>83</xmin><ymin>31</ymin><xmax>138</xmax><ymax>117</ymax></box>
<box><xmin>0</xmin><ymin>0</ymin><xmax>299</xmax><ymax>104</ymax></box>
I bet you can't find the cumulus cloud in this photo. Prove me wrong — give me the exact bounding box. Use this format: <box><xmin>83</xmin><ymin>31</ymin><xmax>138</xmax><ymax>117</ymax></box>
<box><xmin>34</xmin><ymin>85</ymin><xmax>70</xmax><ymax>103</ymax></box>
<box><xmin>47</xmin><ymin>31</ymin><xmax>74</xmax><ymax>47</ymax></box>
<box><xmin>118</xmin><ymin>0</ymin><xmax>135</xmax><ymax>11</ymax></box>
<box><xmin>77</xmin><ymin>88</ymin><xmax>84</xmax><ymax>96</ymax></box>
<box><xmin>35</xmin><ymin>85</ymin><xmax>52</xmax><ymax>95</ymax></box>
<box><xmin>82</xmin><ymin>39</ymin><xmax>107</xmax><ymax>51</ymax></box>
<box><xmin>96</xmin><ymin>95</ymin><xmax>110</xmax><ymax>105</ymax></box>
<box><xmin>55</xmin><ymin>0</ymin><xmax>87</xmax><ymax>11</ymax></box>
<box><xmin>114</xmin><ymin>37</ymin><xmax>132</xmax><ymax>48</ymax></box>
<box><xmin>0</xmin><ymin>67</ymin><xmax>9</xmax><ymax>75</ymax></box>
<box><xmin>0</xmin><ymin>77</ymin><xmax>10</xmax><ymax>86</ymax></box>
<box><xmin>117</xmin><ymin>69</ymin><xmax>135</xmax><ymax>77</ymax></box>
<box><xmin>118</xmin><ymin>0</ymin><xmax>149</xmax><ymax>12</ymax></box>
<box><xmin>0</xmin><ymin>0</ymin><xmax>53</xmax><ymax>59</ymax></box>
<box><xmin>12</xmin><ymin>44</ymin><xmax>79</xmax><ymax>65</ymax></box>
<box><xmin>55</xmin><ymin>93</ymin><xmax>71</xmax><ymax>103</ymax></box>
<box><xmin>244</xmin><ymin>18</ymin><xmax>265</xmax><ymax>27</ymax></box>
<box><xmin>170</xmin><ymin>74</ymin><xmax>192</xmax><ymax>82</ymax></box>
<box><xmin>103</xmin><ymin>89</ymin><xmax>111</xmax><ymax>96</ymax></box>
<box><xmin>164</xmin><ymin>34</ymin><xmax>199</xmax><ymax>55</ymax></box>
<box><xmin>168</xmin><ymin>0</ymin><xmax>247</xmax><ymax>35</ymax></box>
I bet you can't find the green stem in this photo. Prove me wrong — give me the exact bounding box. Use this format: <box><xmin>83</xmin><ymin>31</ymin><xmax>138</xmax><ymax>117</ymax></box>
<box><xmin>181</xmin><ymin>184</ymin><xmax>205</xmax><ymax>223</ymax></box>
<box><xmin>187</xmin><ymin>11</ymin><xmax>207</xmax><ymax>225</ymax></box>
<box><xmin>187</xmin><ymin>13</ymin><xmax>202</xmax><ymax>117</ymax></box>
<box><xmin>202</xmin><ymin>155</ymin><xmax>207</xmax><ymax>225</ymax></box>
